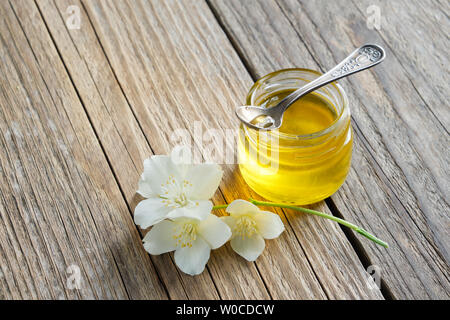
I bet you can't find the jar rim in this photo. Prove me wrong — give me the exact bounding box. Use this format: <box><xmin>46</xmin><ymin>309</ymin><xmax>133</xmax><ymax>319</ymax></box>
<box><xmin>245</xmin><ymin>68</ymin><xmax>349</xmax><ymax>140</ymax></box>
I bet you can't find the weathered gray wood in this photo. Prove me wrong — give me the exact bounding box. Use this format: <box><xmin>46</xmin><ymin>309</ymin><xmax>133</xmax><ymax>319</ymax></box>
<box><xmin>355</xmin><ymin>0</ymin><xmax>449</xmax><ymax>130</ymax></box>
<box><xmin>79</xmin><ymin>0</ymin><xmax>382</xmax><ymax>299</ymax></box>
<box><xmin>35</xmin><ymin>0</ymin><xmax>218</xmax><ymax>300</ymax></box>
<box><xmin>36</xmin><ymin>0</ymin><xmax>271</xmax><ymax>299</ymax></box>
<box><xmin>0</xmin><ymin>0</ymin><xmax>167</xmax><ymax>299</ymax></box>
<box><xmin>209</xmin><ymin>0</ymin><xmax>450</xmax><ymax>299</ymax></box>
<box><xmin>4</xmin><ymin>0</ymin><xmax>444</xmax><ymax>300</ymax></box>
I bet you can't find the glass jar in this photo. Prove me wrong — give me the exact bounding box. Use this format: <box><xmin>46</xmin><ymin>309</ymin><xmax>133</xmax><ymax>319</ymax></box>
<box><xmin>238</xmin><ymin>68</ymin><xmax>353</xmax><ymax>205</ymax></box>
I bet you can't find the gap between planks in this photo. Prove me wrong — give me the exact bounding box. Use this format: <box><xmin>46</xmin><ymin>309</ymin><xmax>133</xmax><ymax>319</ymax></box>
<box><xmin>34</xmin><ymin>0</ymin><xmax>267</xmax><ymax>300</ymax></box>
<box><xmin>75</xmin><ymin>0</ymin><xmax>378</xmax><ymax>300</ymax></box>
<box><xmin>205</xmin><ymin>0</ymin><xmax>376</xmax><ymax>299</ymax></box>
<box><xmin>32</xmin><ymin>0</ymin><xmax>172</xmax><ymax>300</ymax></box>
<box><xmin>3</xmin><ymin>0</ymin><xmax>168</xmax><ymax>299</ymax></box>
<box><xmin>29</xmin><ymin>0</ymin><xmax>384</xmax><ymax>299</ymax></box>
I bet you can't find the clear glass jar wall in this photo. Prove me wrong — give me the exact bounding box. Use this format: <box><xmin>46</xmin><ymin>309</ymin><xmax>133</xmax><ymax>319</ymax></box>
<box><xmin>238</xmin><ymin>69</ymin><xmax>353</xmax><ymax>205</ymax></box>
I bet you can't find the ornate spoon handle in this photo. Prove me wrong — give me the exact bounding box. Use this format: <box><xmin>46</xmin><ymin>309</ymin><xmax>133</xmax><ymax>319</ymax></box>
<box><xmin>278</xmin><ymin>44</ymin><xmax>385</xmax><ymax>113</ymax></box>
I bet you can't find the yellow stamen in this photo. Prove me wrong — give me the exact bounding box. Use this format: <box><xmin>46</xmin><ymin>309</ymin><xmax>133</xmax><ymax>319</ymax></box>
<box><xmin>234</xmin><ymin>216</ymin><xmax>258</xmax><ymax>239</ymax></box>
<box><xmin>173</xmin><ymin>223</ymin><xmax>197</xmax><ymax>248</ymax></box>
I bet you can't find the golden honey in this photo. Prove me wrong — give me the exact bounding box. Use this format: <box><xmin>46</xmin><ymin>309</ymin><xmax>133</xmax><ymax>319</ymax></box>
<box><xmin>238</xmin><ymin>69</ymin><xmax>353</xmax><ymax>205</ymax></box>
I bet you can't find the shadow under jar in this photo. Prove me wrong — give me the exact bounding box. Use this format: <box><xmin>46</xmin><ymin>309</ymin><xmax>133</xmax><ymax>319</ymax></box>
<box><xmin>238</xmin><ymin>68</ymin><xmax>353</xmax><ymax>205</ymax></box>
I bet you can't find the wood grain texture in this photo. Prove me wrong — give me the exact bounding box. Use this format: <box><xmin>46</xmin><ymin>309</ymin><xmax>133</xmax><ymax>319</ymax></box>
<box><xmin>37</xmin><ymin>0</ymin><xmax>269</xmax><ymax>300</ymax></box>
<box><xmin>209</xmin><ymin>0</ymin><xmax>450</xmax><ymax>299</ymax></box>
<box><xmin>2</xmin><ymin>0</ymin><xmax>446</xmax><ymax>300</ymax></box>
<box><xmin>77</xmin><ymin>0</ymin><xmax>382</xmax><ymax>299</ymax></box>
<box><xmin>35</xmin><ymin>0</ymin><xmax>215</xmax><ymax>300</ymax></box>
<box><xmin>0</xmin><ymin>0</ymin><xmax>167</xmax><ymax>299</ymax></box>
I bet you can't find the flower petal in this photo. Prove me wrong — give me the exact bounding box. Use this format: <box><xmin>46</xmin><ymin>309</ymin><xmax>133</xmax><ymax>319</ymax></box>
<box><xmin>254</xmin><ymin>211</ymin><xmax>285</xmax><ymax>239</ymax></box>
<box><xmin>185</xmin><ymin>163</ymin><xmax>223</xmax><ymax>200</ymax></box>
<box><xmin>141</xmin><ymin>155</ymin><xmax>183</xmax><ymax>195</ymax></box>
<box><xmin>137</xmin><ymin>173</ymin><xmax>154</xmax><ymax>198</ymax></box>
<box><xmin>167</xmin><ymin>200</ymin><xmax>212</xmax><ymax>221</ymax></box>
<box><xmin>134</xmin><ymin>198</ymin><xmax>172</xmax><ymax>228</ymax></box>
<box><xmin>142</xmin><ymin>220</ymin><xmax>177</xmax><ymax>255</ymax></box>
<box><xmin>225</xmin><ymin>199</ymin><xmax>260</xmax><ymax>217</ymax></box>
<box><xmin>174</xmin><ymin>237</ymin><xmax>211</xmax><ymax>275</ymax></box>
<box><xmin>197</xmin><ymin>214</ymin><xmax>231</xmax><ymax>249</ymax></box>
<box><xmin>220</xmin><ymin>216</ymin><xmax>236</xmax><ymax>231</ymax></box>
<box><xmin>230</xmin><ymin>234</ymin><xmax>265</xmax><ymax>261</ymax></box>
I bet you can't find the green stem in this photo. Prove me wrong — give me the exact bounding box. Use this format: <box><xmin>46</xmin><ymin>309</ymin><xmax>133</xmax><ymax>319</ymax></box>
<box><xmin>212</xmin><ymin>204</ymin><xmax>229</xmax><ymax>210</ymax></box>
<box><xmin>213</xmin><ymin>199</ymin><xmax>388</xmax><ymax>248</ymax></box>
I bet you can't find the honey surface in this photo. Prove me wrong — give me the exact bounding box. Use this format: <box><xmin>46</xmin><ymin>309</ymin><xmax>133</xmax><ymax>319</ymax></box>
<box><xmin>279</xmin><ymin>93</ymin><xmax>337</xmax><ymax>135</ymax></box>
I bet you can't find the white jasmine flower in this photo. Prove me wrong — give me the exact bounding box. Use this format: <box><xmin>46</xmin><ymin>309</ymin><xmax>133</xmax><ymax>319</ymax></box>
<box><xmin>135</xmin><ymin>155</ymin><xmax>223</xmax><ymax>228</ymax></box>
<box><xmin>221</xmin><ymin>200</ymin><xmax>285</xmax><ymax>261</ymax></box>
<box><xmin>143</xmin><ymin>214</ymin><xmax>231</xmax><ymax>275</ymax></box>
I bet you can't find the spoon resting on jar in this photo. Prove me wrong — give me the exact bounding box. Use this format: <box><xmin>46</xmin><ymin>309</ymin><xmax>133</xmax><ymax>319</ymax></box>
<box><xmin>235</xmin><ymin>44</ymin><xmax>386</xmax><ymax>130</ymax></box>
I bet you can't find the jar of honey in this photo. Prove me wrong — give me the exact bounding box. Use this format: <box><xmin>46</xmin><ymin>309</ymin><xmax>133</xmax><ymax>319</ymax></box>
<box><xmin>238</xmin><ymin>68</ymin><xmax>353</xmax><ymax>205</ymax></box>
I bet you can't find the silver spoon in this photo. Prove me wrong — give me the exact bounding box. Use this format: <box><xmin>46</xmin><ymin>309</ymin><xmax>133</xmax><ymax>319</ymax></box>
<box><xmin>236</xmin><ymin>44</ymin><xmax>386</xmax><ymax>130</ymax></box>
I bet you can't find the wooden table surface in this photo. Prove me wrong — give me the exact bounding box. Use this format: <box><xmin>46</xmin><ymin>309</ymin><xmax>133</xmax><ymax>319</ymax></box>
<box><xmin>0</xmin><ymin>0</ymin><xmax>448</xmax><ymax>300</ymax></box>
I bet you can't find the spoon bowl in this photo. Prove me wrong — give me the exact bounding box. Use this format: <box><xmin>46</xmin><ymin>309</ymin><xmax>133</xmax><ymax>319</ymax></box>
<box><xmin>235</xmin><ymin>105</ymin><xmax>281</xmax><ymax>130</ymax></box>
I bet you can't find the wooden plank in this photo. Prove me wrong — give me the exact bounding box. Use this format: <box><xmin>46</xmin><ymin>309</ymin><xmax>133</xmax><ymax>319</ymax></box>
<box><xmin>79</xmin><ymin>0</ymin><xmax>383</xmax><ymax>299</ymax></box>
<box><xmin>35</xmin><ymin>0</ymin><xmax>269</xmax><ymax>299</ymax></box>
<box><xmin>34</xmin><ymin>0</ymin><xmax>198</xmax><ymax>300</ymax></box>
<box><xmin>208</xmin><ymin>0</ymin><xmax>449</xmax><ymax>299</ymax></box>
<box><xmin>0</xmin><ymin>0</ymin><xmax>167</xmax><ymax>299</ymax></box>
<box><xmin>355</xmin><ymin>0</ymin><xmax>449</xmax><ymax>129</ymax></box>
